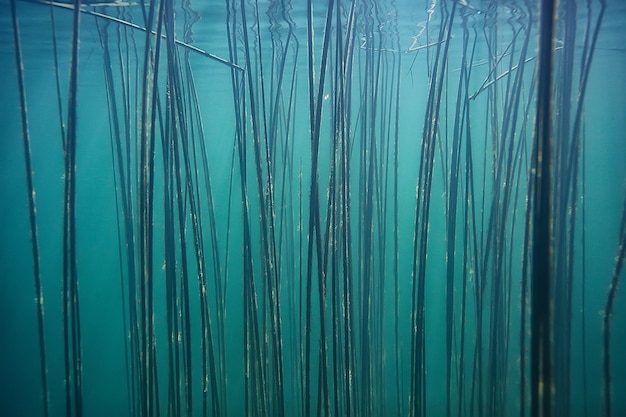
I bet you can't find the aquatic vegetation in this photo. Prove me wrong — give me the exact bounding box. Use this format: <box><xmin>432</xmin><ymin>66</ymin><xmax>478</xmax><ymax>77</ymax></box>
<box><xmin>2</xmin><ymin>0</ymin><xmax>625</xmax><ymax>417</ymax></box>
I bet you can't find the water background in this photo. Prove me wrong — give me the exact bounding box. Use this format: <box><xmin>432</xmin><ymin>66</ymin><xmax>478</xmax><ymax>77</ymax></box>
<box><xmin>1</xmin><ymin>1</ymin><xmax>626</xmax><ymax>416</ymax></box>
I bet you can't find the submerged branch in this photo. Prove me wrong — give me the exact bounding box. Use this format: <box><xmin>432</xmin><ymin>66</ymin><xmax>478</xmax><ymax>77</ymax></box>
<box><xmin>25</xmin><ymin>0</ymin><xmax>245</xmax><ymax>71</ymax></box>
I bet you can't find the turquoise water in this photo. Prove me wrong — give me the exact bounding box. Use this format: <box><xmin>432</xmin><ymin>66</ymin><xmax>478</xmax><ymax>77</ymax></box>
<box><xmin>1</xmin><ymin>1</ymin><xmax>625</xmax><ymax>416</ymax></box>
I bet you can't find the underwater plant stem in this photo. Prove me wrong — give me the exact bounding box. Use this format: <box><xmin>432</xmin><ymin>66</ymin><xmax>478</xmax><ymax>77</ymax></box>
<box><xmin>95</xmin><ymin>19</ymin><xmax>139</xmax><ymax>417</ymax></box>
<box><xmin>58</xmin><ymin>1</ymin><xmax>84</xmax><ymax>417</ymax></box>
<box><xmin>10</xmin><ymin>1</ymin><xmax>50</xmax><ymax>416</ymax></box>
<box><xmin>531</xmin><ymin>0</ymin><xmax>556</xmax><ymax>416</ymax></box>
<box><xmin>136</xmin><ymin>1</ymin><xmax>164</xmax><ymax>415</ymax></box>
<box><xmin>304</xmin><ymin>0</ymin><xmax>334</xmax><ymax>415</ymax></box>
<box><xmin>48</xmin><ymin>0</ymin><xmax>66</xmax><ymax>147</ymax></box>
<box><xmin>602</xmin><ymin>189</ymin><xmax>626</xmax><ymax>417</ymax></box>
<box><xmin>444</xmin><ymin>9</ymin><xmax>473</xmax><ymax>415</ymax></box>
<box><xmin>580</xmin><ymin>117</ymin><xmax>589</xmax><ymax>417</ymax></box>
<box><xmin>240</xmin><ymin>0</ymin><xmax>287</xmax><ymax>415</ymax></box>
<box><xmin>410</xmin><ymin>3</ymin><xmax>455</xmax><ymax>416</ymax></box>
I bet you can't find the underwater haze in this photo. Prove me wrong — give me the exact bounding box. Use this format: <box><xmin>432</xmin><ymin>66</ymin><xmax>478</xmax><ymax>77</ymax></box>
<box><xmin>1</xmin><ymin>0</ymin><xmax>625</xmax><ymax>416</ymax></box>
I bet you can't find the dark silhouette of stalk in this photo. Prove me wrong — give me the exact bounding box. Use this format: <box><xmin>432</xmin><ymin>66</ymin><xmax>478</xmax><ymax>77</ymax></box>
<box><xmin>531</xmin><ymin>1</ymin><xmax>556</xmax><ymax>417</ymax></box>
<box><xmin>184</xmin><ymin>54</ymin><xmax>229</xmax><ymax>415</ymax></box>
<box><xmin>336</xmin><ymin>3</ymin><xmax>358</xmax><ymax>417</ymax></box>
<box><xmin>303</xmin><ymin>1</ymin><xmax>334</xmax><ymax>415</ymax></box>
<box><xmin>164</xmin><ymin>3</ymin><xmax>215</xmax><ymax>414</ymax></box>
<box><xmin>267</xmin><ymin>5</ymin><xmax>300</xmax><ymax>410</ymax></box>
<box><xmin>486</xmin><ymin>8</ymin><xmax>532</xmax><ymax>416</ymax></box>
<box><xmin>555</xmin><ymin>6</ymin><xmax>606</xmax><ymax>410</ymax></box>
<box><xmin>518</xmin><ymin>74</ymin><xmax>537</xmax><ymax>417</ymax></box>
<box><xmin>580</xmin><ymin>122</ymin><xmax>588</xmax><ymax>417</ymax></box>
<box><xmin>136</xmin><ymin>1</ymin><xmax>163</xmax><ymax>415</ymax></box>
<box><xmin>159</xmin><ymin>102</ymin><xmax>181</xmax><ymax>417</ymax></box>
<box><xmin>59</xmin><ymin>2</ymin><xmax>83</xmax><ymax>417</ymax></box>
<box><xmin>95</xmin><ymin>18</ymin><xmax>140</xmax><ymax>417</ymax></box>
<box><xmin>551</xmin><ymin>3</ymin><xmax>579</xmax><ymax>413</ymax></box>
<box><xmin>10</xmin><ymin>1</ymin><xmax>49</xmax><ymax>415</ymax></box>
<box><xmin>602</xmin><ymin>189</ymin><xmax>626</xmax><ymax>417</ymax></box>
<box><xmin>252</xmin><ymin>2</ymin><xmax>289</xmax><ymax>415</ymax></box>
<box><xmin>409</xmin><ymin>3</ymin><xmax>455</xmax><ymax>417</ymax></box>
<box><xmin>444</xmin><ymin>9</ymin><xmax>472</xmax><ymax>416</ymax></box>
<box><xmin>356</xmin><ymin>5</ymin><xmax>384</xmax><ymax>416</ymax></box>
<box><xmin>240</xmin><ymin>0</ymin><xmax>287</xmax><ymax>415</ymax></box>
<box><xmin>457</xmin><ymin>12</ymin><xmax>481</xmax><ymax>417</ymax></box>
<box><xmin>225</xmin><ymin>2</ymin><xmax>268</xmax><ymax>416</ymax></box>
<box><xmin>328</xmin><ymin>4</ymin><xmax>344</xmax><ymax>415</ymax></box>
<box><xmin>47</xmin><ymin>0</ymin><xmax>66</xmax><ymax>148</ymax></box>
<box><xmin>390</xmin><ymin>3</ymin><xmax>402</xmax><ymax>414</ymax></box>
<box><xmin>160</xmin><ymin>7</ymin><xmax>194</xmax><ymax>417</ymax></box>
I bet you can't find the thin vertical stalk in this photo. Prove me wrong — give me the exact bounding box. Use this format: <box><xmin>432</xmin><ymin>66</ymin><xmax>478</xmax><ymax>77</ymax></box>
<box><xmin>602</xmin><ymin>189</ymin><xmax>626</xmax><ymax>417</ymax></box>
<box><xmin>10</xmin><ymin>1</ymin><xmax>49</xmax><ymax>415</ymax></box>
